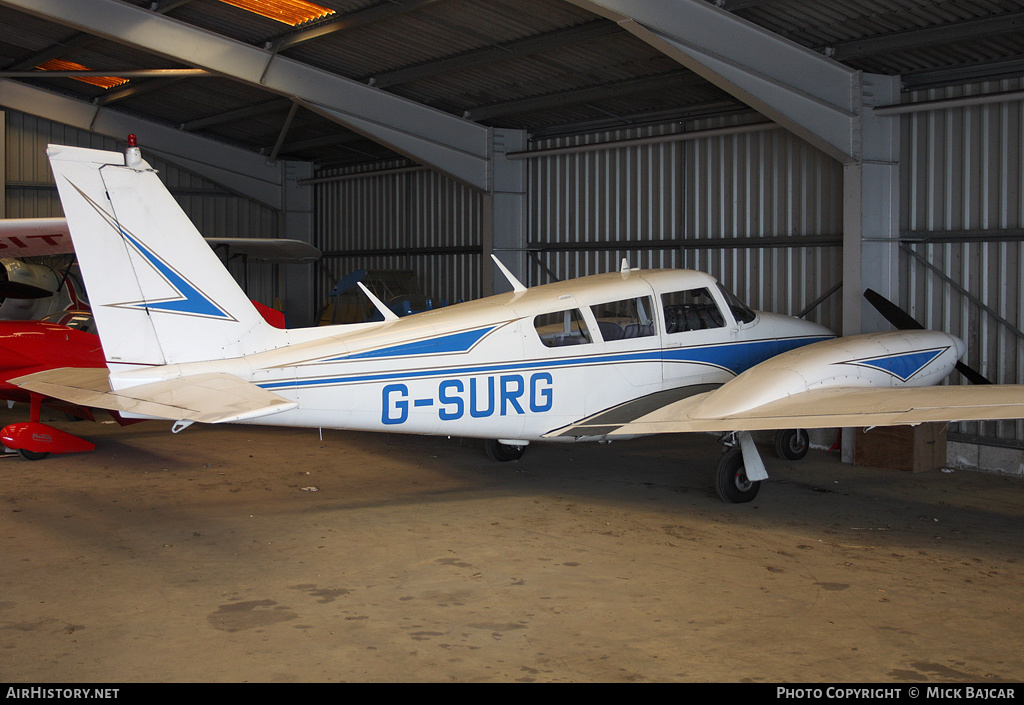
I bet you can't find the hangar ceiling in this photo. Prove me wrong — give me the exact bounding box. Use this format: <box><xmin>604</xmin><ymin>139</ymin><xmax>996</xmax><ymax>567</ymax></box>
<box><xmin>2</xmin><ymin>0</ymin><xmax>1024</xmax><ymax>171</ymax></box>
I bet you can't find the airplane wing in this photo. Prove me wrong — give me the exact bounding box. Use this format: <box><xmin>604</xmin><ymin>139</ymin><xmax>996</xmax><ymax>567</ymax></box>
<box><xmin>9</xmin><ymin>368</ymin><xmax>297</xmax><ymax>424</ymax></box>
<box><xmin>556</xmin><ymin>383</ymin><xmax>1024</xmax><ymax>437</ymax></box>
<box><xmin>551</xmin><ymin>331</ymin><xmax>1024</xmax><ymax>438</ymax></box>
<box><xmin>0</xmin><ymin>218</ymin><xmax>320</xmax><ymax>263</ymax></box>
<box><xmin>0</xmin><ymin>218</ymin><xmax>74</xmax><ymax>256</ymax></box>
<box><xmin>205</xmin><ymin>238</ymin><xmax>321</xmax><ymax>263</ymax></box>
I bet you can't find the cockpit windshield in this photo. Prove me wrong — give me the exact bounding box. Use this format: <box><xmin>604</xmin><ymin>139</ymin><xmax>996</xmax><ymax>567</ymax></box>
<box><xmin>717</xmin><ymin>284</ymin><xmax>756</xmax><ymax>325</ymax></box>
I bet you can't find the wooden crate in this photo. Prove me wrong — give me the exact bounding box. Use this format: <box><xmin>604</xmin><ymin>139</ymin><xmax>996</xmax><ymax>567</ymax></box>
<box><xmin>854</xmin><ymin>423</ymin><xmax>947</xmax><ymax>472</ymax></box>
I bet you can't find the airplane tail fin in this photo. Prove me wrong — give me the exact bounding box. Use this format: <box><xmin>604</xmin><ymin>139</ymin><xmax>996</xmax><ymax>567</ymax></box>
<box><xmin>46</xmin><ymin>142</ymin><xmax>286</xmax><ymax>369</ymax></box>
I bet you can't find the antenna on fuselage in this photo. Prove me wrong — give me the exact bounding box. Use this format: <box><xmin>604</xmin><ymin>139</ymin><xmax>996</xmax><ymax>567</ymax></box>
<box><xmin>490</xmin><ymin>254</ymin><xmax>527</xmax><ymax>293</ymax></box>
<box><xmin>357</xmin><ymin>282</ymin><xmax>399</xmax><ymax>322</ymax></box>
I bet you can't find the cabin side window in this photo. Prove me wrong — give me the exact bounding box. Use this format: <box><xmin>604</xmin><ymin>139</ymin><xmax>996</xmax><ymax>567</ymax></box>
<box><xmin>590</xmin><ymin>296</ymin><xmax>656</xmax><ymax>341</ymax></box>
<box><xmin>661</xmin><ymin>288</ymin><xmax>726</xmax><ymax>334</ymax></box>
<box><xmin>534</xmin><ymin>308</ymin><xmax>592</xmax><ymax>347</ymax></box>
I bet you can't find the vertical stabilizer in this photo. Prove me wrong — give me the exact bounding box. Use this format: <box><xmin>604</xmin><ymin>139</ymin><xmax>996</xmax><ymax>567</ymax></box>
<box><xmin>47</xmin><ymin>143</ymin><xmax>285</xmax><ymax>369</ymax></box>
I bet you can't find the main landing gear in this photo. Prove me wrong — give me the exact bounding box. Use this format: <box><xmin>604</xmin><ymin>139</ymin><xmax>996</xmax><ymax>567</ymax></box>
<box><xmin>773</xmin><ymin>428</ymin><xmax>809</xmax><ymax>460</ymax></box>
<box><xmin>715</xmin><ymin>447</ymin><xmax>760</xmax><ymax>503</ymax></box>
<box><xmin>484</xmin><ymin>439</ymin><xmax>527</xmax><ymax>462</ymax></box>
<box><xmin>714</xmin><ymin>431</ymin><xmax>769</xmax><ymax>504</ymax></box>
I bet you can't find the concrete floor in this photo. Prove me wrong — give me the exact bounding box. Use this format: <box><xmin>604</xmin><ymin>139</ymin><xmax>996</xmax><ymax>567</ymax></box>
<box><xmin>1</xmin><ymin>407</ymin><xmax>1022</xmax><ymax>683</ymax></box>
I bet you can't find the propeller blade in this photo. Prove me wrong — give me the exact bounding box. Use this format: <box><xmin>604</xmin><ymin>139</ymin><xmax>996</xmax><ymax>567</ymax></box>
<box><xmin>864</xmin><ymin>288</ymin><xmax>923</xmax><ymax>330</ymax></box>
<box><xmin>954</xmin><ymin>361</ymin><xmax>992</xmax><ymax>385</ymax></box>
<box><xmin>864</xmin><ymin>288</ymin><xmax>992</xmax><ymax>385</ymax></box>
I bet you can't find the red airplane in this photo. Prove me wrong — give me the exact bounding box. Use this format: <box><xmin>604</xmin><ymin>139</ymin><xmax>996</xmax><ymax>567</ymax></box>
<box><xmin>0</xmin><ymin>301</ymin><xmax>289</xmax><ymax>460</ymax></box>
<box><xmin>0</xmin><ymin>206</ymin><xmax>310</xmax><ymax>458</ymax></box>
<box><xmin>0</xmin><ymin>313</ymin><xmax>114</xmax><ymax>459</ymax></box>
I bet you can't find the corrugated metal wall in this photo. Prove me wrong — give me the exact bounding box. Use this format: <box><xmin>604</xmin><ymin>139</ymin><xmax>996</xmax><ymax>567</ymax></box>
<box><xmin>525</xmin><ymin>118</ymin><xmax>844</xmax><ymax>332</ymax></box>
<box><xmin>311</xmin><ymin>118</ymin><xmax>844</xmax><ymax>333</ymax></box>
<box><xmin>313</xmin><ymin>160</ymin><xmax>483</xmax><ymax>315</ymax></box>
<box><xmin>900</xmin><ymin>79</ymin><xmax>1024</xmax><ymax>444</ymax></box>
<box><xmin>3</xmin><ymin>110</ymin><xmax>281</xmax><ymax>307</ymax></box>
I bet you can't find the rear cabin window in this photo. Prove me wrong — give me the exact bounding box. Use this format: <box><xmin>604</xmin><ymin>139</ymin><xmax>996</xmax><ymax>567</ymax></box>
<box><xmin>590</xmin><ymin>296</ymin><xmax>656</xmax><ymax>341</ymax></box>
<box><xmin>534</xmin><ymin>308</ymin><xmax>592</xmax><ymax>347</ymax></box>
<box><xmin>662</xmin><ymin>288</ymin><xmax>726</xmax><ymax>334</ymax></box>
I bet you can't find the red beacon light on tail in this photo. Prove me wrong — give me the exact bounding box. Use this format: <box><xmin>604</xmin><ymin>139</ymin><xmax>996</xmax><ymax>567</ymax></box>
<box><xmin>125</xmin><ymin>133</ymin><xmax>143</xmax><ymax>168</ymax></box>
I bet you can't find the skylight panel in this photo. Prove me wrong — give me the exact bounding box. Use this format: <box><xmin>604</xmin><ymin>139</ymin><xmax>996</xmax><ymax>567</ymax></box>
<box><xmin>36</xmin><ymin>59</ymin><xmax>129</xmax><ymax>89</ymax></box>
<box><xmin>218</xmin><ymin>0</ymin><xmax>336</xmax><ymax>26</ymax></box>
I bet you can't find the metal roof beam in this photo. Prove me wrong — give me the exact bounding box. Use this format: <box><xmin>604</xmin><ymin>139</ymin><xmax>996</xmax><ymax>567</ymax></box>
<box><xmin>96</xmin><ymin>76</ymin><xmax>190</xmax><ymax>106</ymax></box>
<box><xmin>902</xmin><ymin>57</ymin><xmax>1024</xmax><ymax>90</ymax></box>
<box><xmin>829</xmin><ymin>12</ymin><xmax>1024</xmax><ymax>61</ymax></box>
<box><xmin>2</xmin><ymin>0</ymin><xmax>191</xmax><ymax>72</ymax></box>
<box><xmin>0</xmin><ymin>78</ymin><xmax>288</xmax><ymax>209</ymax></box>
<box><xmin>465</xmin><ymin>72</ymin><xmax>700</xmax><ymax>121</ymax></box>
<box><xmin>179</xmin><ymin>98</ymin><xmax>294</xmax><ymax>132</ymax></box>
<box><xmin>369</xmin><ymin>19</ymin><xmax>620</xmax><ymax>89</ymax></box>
<box><xmin>713</xmin><ymin>0</ymin><xmax>777</xmax><ymax>11</ymax></box>
<box><xmin>2</xmin><ymin>32</ymin><xmax>98</xmax><ymax>71</ymax></box>
<box><xmin>568</xmin><ymin>0</ymin><xmax>861</xmax><ymax>163</ymax></box>
<box><xmin>1</xmin><ymin>0</ymin><xmax>492</xmax><ymax>190</ymax></box>
<box><xmin>0</xmin><ymin>68</ymin><xmax>208</xmax><ymax>79</ymax></box>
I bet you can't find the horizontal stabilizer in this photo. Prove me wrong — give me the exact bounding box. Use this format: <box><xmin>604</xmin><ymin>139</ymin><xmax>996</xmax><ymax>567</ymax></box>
<box><xmin>561</xmin><ymin>384</ymin><xmax>1024</xmax><ymax>436</ymax></box>
<box><xmin>11</xmin><ymin>368</ymin><xmax>296</xmax><ymax>424</ymax></box>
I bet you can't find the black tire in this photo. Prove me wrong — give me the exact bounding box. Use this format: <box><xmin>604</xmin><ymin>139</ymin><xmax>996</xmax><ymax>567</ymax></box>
<box><xmin>484</xmin><ymin>439</ymin><xmax>526</xmax><ymax>462</ymax></box>
<box><xmin>773</xmin><ymin>428</ymin><xmax>808</xmax><ymax>461</ymax></box>
<box><xmin>714</xmin><ymin>447</ymin><xmax>760</xmax><ymax>503</ymax></box>
<box><xmin>18</xmin><ymin>448</ymin><xmax>49</xmax><ymax>461</ymax></box>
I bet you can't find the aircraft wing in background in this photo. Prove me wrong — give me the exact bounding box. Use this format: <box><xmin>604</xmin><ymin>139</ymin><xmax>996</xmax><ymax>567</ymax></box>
<box><xmin>0</xmin><ymin>217</ymin><xmax>320</xmax><ymax>263</ymax></box>
<box><xmin>0</xmin><ymin>218</ymin><xmax>74</xmax><ymax>256</ymax></box>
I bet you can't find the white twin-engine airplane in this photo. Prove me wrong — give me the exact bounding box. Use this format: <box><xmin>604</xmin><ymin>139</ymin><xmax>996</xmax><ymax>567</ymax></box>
<box><xmin>13</xmin><ymin>141</ymin><xmax>1024</xmax><ymax>502</ymax></box>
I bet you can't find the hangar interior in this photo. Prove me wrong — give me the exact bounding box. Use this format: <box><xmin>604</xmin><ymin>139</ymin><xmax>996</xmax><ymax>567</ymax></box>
<box><xmin>2</xmin><ymin>0</ymin><xmax>1024</xmax><ymax>469</ymax></box>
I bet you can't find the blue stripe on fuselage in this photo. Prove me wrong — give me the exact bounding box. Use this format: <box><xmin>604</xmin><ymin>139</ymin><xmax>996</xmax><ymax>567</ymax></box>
<box><xmin>324</xmin><ymin>326</ymin><xmax>496</xmax><ymax>362</ymax></box>
<box><xmin>257</xmin><ymin>335</ymin><xmax>830</xmax><ymax>392</ymax></box>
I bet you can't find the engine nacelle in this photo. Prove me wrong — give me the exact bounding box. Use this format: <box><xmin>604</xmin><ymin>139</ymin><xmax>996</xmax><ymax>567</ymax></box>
<box><xmin>0</xmin><ymin>258</ymin><xmax>60</xmax><ymax>298</ymax></box>
<box><xmin>0</xmin><ymin>258</ymin><xmax>65</xmax><ymax>320</ymax></box>
<box><xmin>693</xmin><ymin>330</ymin><xmax>966</xmax><ymax>419</ymax></box>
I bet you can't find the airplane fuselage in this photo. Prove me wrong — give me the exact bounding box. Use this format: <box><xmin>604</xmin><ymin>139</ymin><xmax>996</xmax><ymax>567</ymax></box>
<box><xmin>110</xmin><ymin>268</ymin><xmax>834</xmax><ymax>443</ymax></box>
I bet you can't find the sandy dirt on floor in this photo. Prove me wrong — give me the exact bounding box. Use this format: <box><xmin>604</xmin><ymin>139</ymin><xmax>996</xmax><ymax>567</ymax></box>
<box><xmin>0</xmin><ymin>408</ymin><xmax>1022</xmax><ymax>683</ymax></box>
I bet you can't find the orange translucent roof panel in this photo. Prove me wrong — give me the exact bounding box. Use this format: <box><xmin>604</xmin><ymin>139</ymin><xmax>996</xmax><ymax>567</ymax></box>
<box><xmin>36</xmin><ymin>59</ymin><xmax>129</xmax><ymax>89</ymax></box>
<box><xmin>218</xmin><ymin>0</ymin><xmax>335</xmax><ymax>25</ymax></box>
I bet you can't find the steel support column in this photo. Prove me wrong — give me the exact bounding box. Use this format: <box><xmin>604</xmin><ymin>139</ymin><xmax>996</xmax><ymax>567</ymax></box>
<box><xmin>280</xmin><ymin>160</ymin><xmax>315</xmax><ymax>327</ymax></box>
<box><xmin>484</xmin><ymin>129</ymin><xmax>528</xmax><ymax>294</ymax></box>
<box><xmin>843</xmin><ymin>75</ymin><xmax>900</xmax><ymax>337</ymax></box>
<box><xmin>567</xmin><ymin>0</ymin><xmax>903</xmax><ymax>465</ymax></box>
